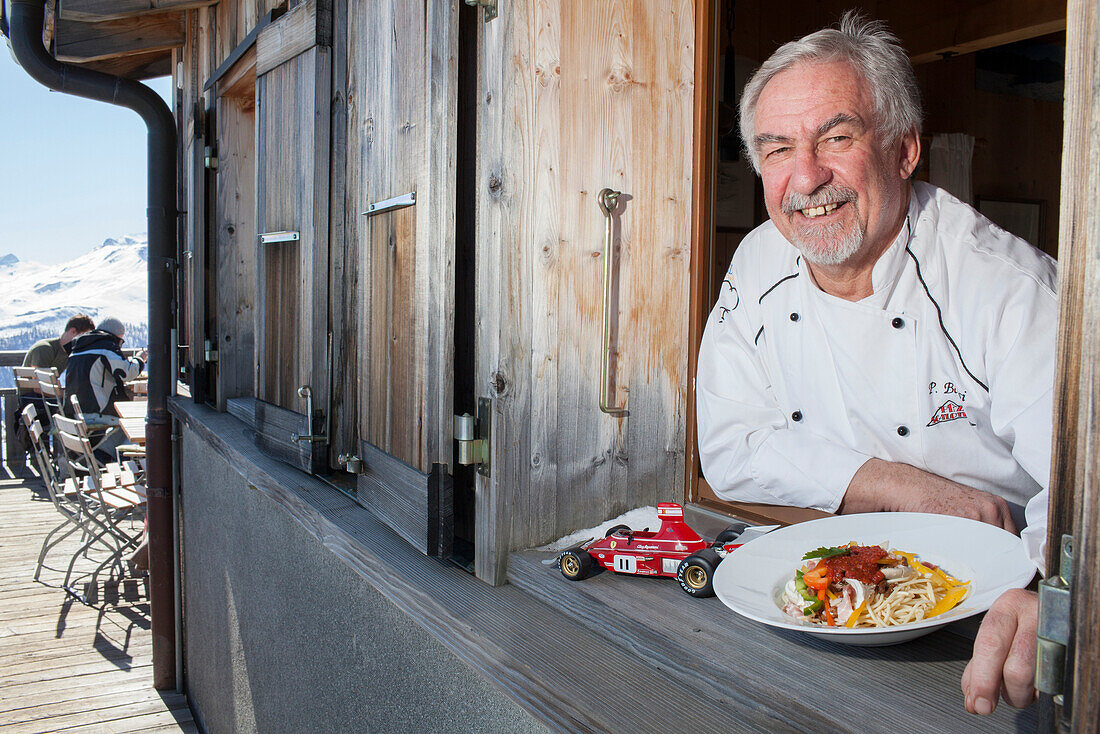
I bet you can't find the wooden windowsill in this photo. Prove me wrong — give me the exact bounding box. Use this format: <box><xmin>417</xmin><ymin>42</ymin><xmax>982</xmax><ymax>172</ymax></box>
<box><xmin>168</xmin><ymin>398</ymin><xmax>1030</xmax><ymax>732</ymax></box>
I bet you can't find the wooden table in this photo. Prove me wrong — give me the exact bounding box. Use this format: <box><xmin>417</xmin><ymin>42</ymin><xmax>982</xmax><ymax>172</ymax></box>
<box><xmin>114</xmin><ymin>400</ymin><xmax>147</xmax><ymax>445</ymax></box>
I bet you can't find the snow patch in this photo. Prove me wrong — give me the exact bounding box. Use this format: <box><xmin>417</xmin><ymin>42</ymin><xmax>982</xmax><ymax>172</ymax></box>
<box><xmin>536</xmin><ymin>506</ymin><xmax>661</xmax><ymax>553</ymax></box>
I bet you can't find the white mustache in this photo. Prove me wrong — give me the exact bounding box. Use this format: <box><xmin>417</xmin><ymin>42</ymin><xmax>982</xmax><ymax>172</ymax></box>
<box><xmin>781</xmin><ymin>185</ymin><xmax>857</xmax><ymax>215</ymax></box>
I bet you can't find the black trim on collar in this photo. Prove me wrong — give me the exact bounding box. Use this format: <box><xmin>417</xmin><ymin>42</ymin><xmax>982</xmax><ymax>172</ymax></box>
<box><xmin>758</xmin><ymin>272</ymin><xmax>800</xmax><ymax>304</ymax></box>
<box><xmin>905</xmin><ymin>243</ymin><xmax>990</xmax><ymax>393</ymax></box>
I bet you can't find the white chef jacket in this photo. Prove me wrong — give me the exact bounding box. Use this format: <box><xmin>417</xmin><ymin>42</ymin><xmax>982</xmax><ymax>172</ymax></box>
<box><xmin>697</xmin><ymin>182</ymin><xmax>1056</xmax><ymax>571</ymax></box>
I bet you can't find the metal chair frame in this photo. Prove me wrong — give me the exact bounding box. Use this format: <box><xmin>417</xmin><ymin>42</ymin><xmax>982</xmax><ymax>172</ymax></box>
<box><xmin>53</xmin><ymin>415</ymin><xmax>146</xmax><ymax>604</ymax></box>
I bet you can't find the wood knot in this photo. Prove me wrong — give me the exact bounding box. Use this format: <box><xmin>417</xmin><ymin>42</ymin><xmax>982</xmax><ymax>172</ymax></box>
<box><xmin>227</xmin><ymin>225</ymin><xmax>235</xmax><ymax>235</ymax></box>
<box><xmin>490</xmin><ymin>371</ymin><xmax>507</xmax><ymax>396</ymax></box>
<box><xmin>488</xmin><ymin>175</ymin><xmax>502</xmax><ymax>194</ymax></box>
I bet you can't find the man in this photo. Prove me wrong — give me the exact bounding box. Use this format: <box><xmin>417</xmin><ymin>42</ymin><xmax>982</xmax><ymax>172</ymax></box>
<box><xmin>64</xmin><ymin>316</ymin><xmax>148</xmax><ymax>458</ymax></box>
<box><xmin>696</xmin><ymin>13</ymin><xmax>1050</xmax><ymax>716</ymax></box>
<box><xmin>17</xmin><ymin>314</ymin><xmax>95</xmax><ymax>425</ymax></box>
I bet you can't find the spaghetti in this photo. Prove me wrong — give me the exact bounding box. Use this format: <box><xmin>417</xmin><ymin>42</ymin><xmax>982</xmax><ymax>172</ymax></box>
<box><xmin>781</xmin><ymin>543</ymin><xmax>970</xmax><ymax>628</ymax></box>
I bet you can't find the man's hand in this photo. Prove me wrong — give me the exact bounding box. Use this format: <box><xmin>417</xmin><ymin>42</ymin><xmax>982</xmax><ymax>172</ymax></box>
<box><xmin>961</xmin><ymin>589</ymin><xmax>1038</xmax><ymax>714</ymax></box>
<box><xmin>840</xmin><ymin>458</ymin><xmax>1017</xmax><ymax>533</ymax></box>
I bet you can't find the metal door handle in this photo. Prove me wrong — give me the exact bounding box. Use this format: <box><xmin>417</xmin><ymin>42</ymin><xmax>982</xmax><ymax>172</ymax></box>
<box><xmin>597</xmin><ymin>188</ymin><xmax>627</xmax><ymax>416</ymax></box>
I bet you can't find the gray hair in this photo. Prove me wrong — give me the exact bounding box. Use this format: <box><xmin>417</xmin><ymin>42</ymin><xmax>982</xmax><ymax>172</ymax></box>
<box><xmin>739</xmin><ymin>10</ymin><xmax>922</xmax><ymax>172</ymax></box>
<box><xmin>97</xmin><ymin>316</ymin><xmax>125</xmax><ymax>339</ymax></box>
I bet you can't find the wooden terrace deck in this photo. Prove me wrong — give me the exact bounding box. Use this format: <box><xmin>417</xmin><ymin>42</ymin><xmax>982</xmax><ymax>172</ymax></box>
<box><xmin>0</xmin><ymin>472</ymin><xmax>195</xmax><ymax>733</ymax></box>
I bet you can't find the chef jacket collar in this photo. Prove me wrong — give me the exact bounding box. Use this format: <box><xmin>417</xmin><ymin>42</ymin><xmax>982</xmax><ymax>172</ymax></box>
<box><xmin>798</xmin><ymin>189</ymin><xmax>917</xmax><ymax>308</ymax></box>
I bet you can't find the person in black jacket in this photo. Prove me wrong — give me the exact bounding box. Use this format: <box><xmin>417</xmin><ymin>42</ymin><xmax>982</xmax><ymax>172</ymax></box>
<box><xmin>63</xmin><ymin>316</ymin><xmax>147</xmax><ymax>459</ymax></box>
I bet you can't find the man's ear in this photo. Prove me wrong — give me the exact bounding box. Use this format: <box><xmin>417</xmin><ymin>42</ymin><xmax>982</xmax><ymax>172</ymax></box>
<box><xmin>898</xmin><ymin>127</ymin><xmax>921</xmax><ymax>180</ymax></box>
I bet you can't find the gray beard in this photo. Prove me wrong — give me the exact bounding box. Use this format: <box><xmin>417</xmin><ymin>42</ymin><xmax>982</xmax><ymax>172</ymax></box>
<box><xmin>791</xmin><ymin>219</ymin><xmax>865</xmax><ymax>266</ymax></box>
<box><xmin>781</xmin><ymin>184</ymin><xmax>864</xmax><ymax>266</ymax></box>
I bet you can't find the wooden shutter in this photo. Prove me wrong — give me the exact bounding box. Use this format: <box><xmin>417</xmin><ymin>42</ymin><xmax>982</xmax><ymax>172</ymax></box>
<box><xmin>253</xmin><ymin>0</ymin><xmax>332</xmax><ymax>473</ymax></box>
<box><xmin>474</xmin><ymin>1</ymin><xmax>694</xmax><ymax>582</ymax></box>
<box><xmin>346</xmin><ymin>0</ymin><xmax>457</xmax><ymax>555</ymax></box>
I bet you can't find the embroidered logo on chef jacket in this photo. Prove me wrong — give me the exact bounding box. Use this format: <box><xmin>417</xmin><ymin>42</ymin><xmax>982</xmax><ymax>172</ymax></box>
<box><xmin>927</xmin><ymin>400</ymin><xmax>968</xmax><ymax>426</ymax></box>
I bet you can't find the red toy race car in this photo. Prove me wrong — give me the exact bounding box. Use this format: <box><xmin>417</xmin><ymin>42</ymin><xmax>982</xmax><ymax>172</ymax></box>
<box><xmin>556</xmin><ymin>503</ymin><xmax>749</xmax><ymax>597</ymax></box>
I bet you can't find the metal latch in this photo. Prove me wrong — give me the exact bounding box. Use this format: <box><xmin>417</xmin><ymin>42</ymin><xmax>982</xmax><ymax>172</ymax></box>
<box><xmin>291</xmin><ymin>385</ymin><xmax>327</xmax><ymax>444</ymax></box>
<box><xmin>204</xmin><ymin>339</ymin><xmax>219</xmax><ymax>362</ymax></box>
<box><xmin>1037</xmin><ymin>534</ymin><xmax>1074</xmax><ymax>709</ymax></box>
<box><xmin>337</xmin><ymin>453</ymin><xmax>362</xmax><ymax>474</ymax></box>
<box><xmin>464</xmin><ymin>0</ymin><xmax>496</xmax><ymax>22</ymax></box>
<box><xmin>454</xmin><ymin>397</ymin><xmax>491</xmax><ymax>476</ymax></box>
<box><xmin>204</xmin><ymin>146</ymin><xmax>218</xmax><ymax>169</ymax></box>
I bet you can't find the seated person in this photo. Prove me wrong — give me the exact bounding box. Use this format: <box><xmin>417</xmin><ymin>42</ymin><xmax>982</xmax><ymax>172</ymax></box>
<box><xmin>17</xmin><ymin>313</ymin><xmax>95</xmax><ymax>428</ymax></box>
<box><xmin>696</xmin><ymin>12</ymin><xmax>1052</xmax><ymax>716</ymax></box>
<box><xmin>63</xmin><ymin>316</ymin><xmax>148</xmax><ymax>460</ymax></box>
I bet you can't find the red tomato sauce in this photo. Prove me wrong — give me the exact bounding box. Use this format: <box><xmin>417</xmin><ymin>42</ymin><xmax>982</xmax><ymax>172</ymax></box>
<box><xmin>822</xmin><ymin>545</ymin><xmax>888</xmax><ymax>585</ymax></box>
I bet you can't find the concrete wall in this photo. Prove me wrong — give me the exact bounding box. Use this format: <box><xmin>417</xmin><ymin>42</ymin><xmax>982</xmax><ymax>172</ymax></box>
<box><xmin>179</xmin><ymin>430</ymin><xmax>545</xmax><ymax>734</ymax></box>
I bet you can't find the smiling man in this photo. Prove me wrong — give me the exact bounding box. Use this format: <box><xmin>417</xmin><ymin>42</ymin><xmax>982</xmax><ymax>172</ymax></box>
<box><xmin>696</xmin><ymin>12</ymin><xmax>1055</xmax><ymax>717</ymax></box>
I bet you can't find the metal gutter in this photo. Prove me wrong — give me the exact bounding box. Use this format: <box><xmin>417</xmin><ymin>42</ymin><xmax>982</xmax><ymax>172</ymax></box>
<box><xmin>6</xmin><ymin>0</ymin><xmax>179</xmax><ymax>689</ymax></box>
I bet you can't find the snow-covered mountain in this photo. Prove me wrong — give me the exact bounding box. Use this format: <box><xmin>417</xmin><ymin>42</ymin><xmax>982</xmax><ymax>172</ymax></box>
<box><xmin>0</xmin><ymin>235</ymin><xmax>149</xmax><ymax>387</ymax></box>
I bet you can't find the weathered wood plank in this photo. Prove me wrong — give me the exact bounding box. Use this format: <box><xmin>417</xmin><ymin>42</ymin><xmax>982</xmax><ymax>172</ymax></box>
<box><xmin>255</xmin><ymin>0</ymin><xmax>323</xmax><ymax>76</ymax></box>
<box><xmin>54</xmin><ymin>12</ymin><xmax>185</xmax><ymax>62</ymax></box>
<box><xmin>1063</xmin><ymin>0</ymin><xmax>1100</xmax><ymax>726</ymax></box>
<box><xmin>685</xmin><ymin>0</ymin><xmax>716</xmax><ymax>503</ymax></box>
<box><xmin>225</xmin><ymin>396</ymin><xmax>256</xmax><ymax>428</ymax></box>
<box><xmin>355</xmin><ymin>440</ymin><xmax>446</xmax><ymax>556</ymax></box>
<box><xmin>58</xmin><ymin>0</ymin><xmax>213</xmax><ymax>23</ymax></box>
<box><xmin>508</xmin><ymin>550</ymin><xmax>1034</xmax><ymax>733</ymax></box>
<box><xmin>0</xmin><ymin>477</ymin><xmax>188</xmax><ymax>734</ymax></box>
<box><xmin>72</xmin><ymin>48</ymin><xmax>173</xmax><ymax>79</ymax></box>
<box><xmin>213</xmin><ymin>81</ymin><xmax>257</xmax><ymax>411</ymax></box>
<box><xmin>252</xmin><ymin>399</ymin><xmax>324</xmax><ymax>474</ymax></box>
<box><xmin>326</xmin><ymin>0</ymin><xmax>358</xmax><ymax>469</ymax></box>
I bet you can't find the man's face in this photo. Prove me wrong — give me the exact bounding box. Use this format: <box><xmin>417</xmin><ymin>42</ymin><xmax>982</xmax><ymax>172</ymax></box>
<box><xmin>60</xmin><ymin>327</ymin><xmax>81</xmax><ymax>346</ymax></box>
<box><xmin>752</xmin><ymin>61</ymin><xmax>917</xmax><ymax>268</ymax></box>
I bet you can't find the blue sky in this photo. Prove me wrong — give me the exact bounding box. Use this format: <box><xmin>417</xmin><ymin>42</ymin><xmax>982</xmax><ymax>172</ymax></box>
<box><xmin>0</xmin><ymin>46</ymin><xmax>173</xmax><ymax>264</ymax></box>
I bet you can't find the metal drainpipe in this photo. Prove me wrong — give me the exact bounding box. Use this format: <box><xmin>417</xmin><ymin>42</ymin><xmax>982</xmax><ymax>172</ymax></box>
<box><xmin>8</xmin><ymin>0</ymin><xmax>178</xmax><ymax>690</ymax></box>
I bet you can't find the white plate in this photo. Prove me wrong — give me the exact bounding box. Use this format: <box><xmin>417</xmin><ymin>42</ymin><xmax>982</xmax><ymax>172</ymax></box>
<box><xmin>712</xmin><ymin>512</ymin><xmax>1037</xmax><ymax>646</ymax></box>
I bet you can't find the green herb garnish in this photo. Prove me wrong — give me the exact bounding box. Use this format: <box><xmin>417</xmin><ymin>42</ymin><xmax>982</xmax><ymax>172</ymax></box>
<box><xmin>801</xmin><ymin>546</ymin><xmax>850</xmax><ymax>560</ymax></box>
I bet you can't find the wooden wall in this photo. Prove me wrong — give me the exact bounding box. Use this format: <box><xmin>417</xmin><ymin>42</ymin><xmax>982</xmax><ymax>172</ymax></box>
<box><xmin>476</xmin><ymin>0</ymin><xmax>695</xmax><ymax>582</ymax></box>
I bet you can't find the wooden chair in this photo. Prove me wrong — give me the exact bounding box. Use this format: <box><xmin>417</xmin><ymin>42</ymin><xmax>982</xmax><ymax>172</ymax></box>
<box><xmin>34</xmin><ymin>368</ymin><xmax>66</xmax><ymax>424</ymax></box>
<box><xmin>53</xmin><ymin>415</ymin><xmax>146</xmax><ymax>602</ymax></box>
<box><xmin>22</xmin><ymin>405</ymin><xmax>90</xmax><ymax>583</ymax></box>
<box><xmin>13</xmin><ymin>366</ymin><xmax>38</xmax><ymax>394</ymax></box>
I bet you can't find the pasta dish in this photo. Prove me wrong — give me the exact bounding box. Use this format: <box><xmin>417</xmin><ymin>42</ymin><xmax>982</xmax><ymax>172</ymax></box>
<box><xmin>781</xmin><ymin>543</ymin><xmax>970</xmax><ymax>628</ymax></box>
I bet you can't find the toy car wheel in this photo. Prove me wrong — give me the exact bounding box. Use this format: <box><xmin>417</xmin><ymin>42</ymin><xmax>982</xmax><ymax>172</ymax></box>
<box><xmin>677</xmin><ymin>548</ymin><xmax>721</xmax><ymax>597</ymax></box>
<box><xmin>559</xmin><ymin>548</ymin><xmax>594</xmax><ymax>581</ymax></box>
<box><xmin>605</xmin><ymin>524</ymin><xmax>631</xmax><ymax>537</ymax></box>
<box><xmin>712</xmin><ymin>522</ymin><xmax>750</xmax><ymax>547</ymax></box>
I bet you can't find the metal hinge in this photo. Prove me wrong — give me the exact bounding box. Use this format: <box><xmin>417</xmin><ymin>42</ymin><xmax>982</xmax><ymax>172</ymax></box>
<box><xmin>455</xmin><ymin>397</ymin><xmax>491</xmax><ymax>476</ymax></box>
<box><xmin>464</xmin><ymin>0</ymin><xmax>496</xmax><ymax>22</ymax></box>
<box><xmin>204</xmin><ymin>339</ymin><xmax>219</xmax><ymax>362</ymax></box>
<box><xmin>337</xmin><ymin>453</ymin><xmax>362</xmax><ymax>474</ymax></box>
<box><xmin>1037</xmin><ymin>534</ymin><xmax>1074</xmax><ymax>718</ymax></box>
<box><xmin>204</xmin><ymin>145</ymin><xmax>218</xmax><ymax>169</ymax></box>
<box><xmin>291</xmin><ymin>385</ymin><xmax>327</xmax><ymax>444</ymax></box>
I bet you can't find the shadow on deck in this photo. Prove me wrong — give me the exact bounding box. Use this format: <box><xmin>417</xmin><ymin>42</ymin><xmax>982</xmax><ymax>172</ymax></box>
<box><xmin>0</xmin><ymin>467</ymin><xmax>195</xmax><ymax>733</ymax></box>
